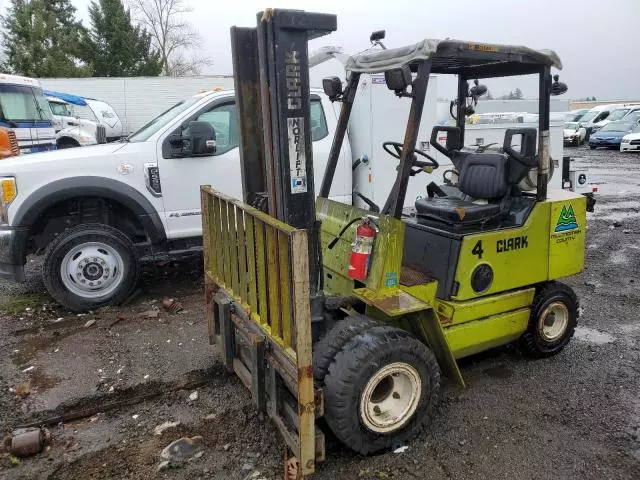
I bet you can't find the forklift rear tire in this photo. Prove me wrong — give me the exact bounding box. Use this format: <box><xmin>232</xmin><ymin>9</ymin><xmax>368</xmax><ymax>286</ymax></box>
<box><xmin>521</xmin><ymin>281</ymin><xmax>578</xmax><ymax>358</ymax></box>
<box><xmin>313</xmin><ymin>315</ymin><xmax>378</xmax><ymax>385</ymax></box>
<box><xmin>323</xmin><ymin>325</ymin><xmax>440</xmax><ymax>454</ymax></box>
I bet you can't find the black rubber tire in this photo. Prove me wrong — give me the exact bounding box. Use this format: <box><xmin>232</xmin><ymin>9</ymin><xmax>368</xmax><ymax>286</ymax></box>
<box><xmin>313</xmin><ymin>315</ymin><xmax>379</xmax><ymax>385</ymax></box>
<box><xmin>573</xmin><ymin>137</ymin><xmax>579</xmax><ymax>147</ymax></box>
<box><xmin>521</xmin><ymin>281</ymin><xmax>578</xmax><ymax>358</ymax></box>
<box><xmin>42</xmin><ymin>223</ymin><xmax>139</xmax><ymax>312</ymax></box>
<box><xmin>323</xmin><ymin>325</ymin><xmax>440</xmax><ymax>455</ymax></box>
<box><xmin>57</xmin><ymin>139</ymin><xmax>80</xmax><ymax>149</ymax></box>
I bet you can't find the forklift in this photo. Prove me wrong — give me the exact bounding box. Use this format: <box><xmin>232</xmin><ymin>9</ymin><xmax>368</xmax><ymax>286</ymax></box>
<box><xmin>201</xmin><ymin>9</ymin><xmax>585</xmax><ymax>477</ymax></box>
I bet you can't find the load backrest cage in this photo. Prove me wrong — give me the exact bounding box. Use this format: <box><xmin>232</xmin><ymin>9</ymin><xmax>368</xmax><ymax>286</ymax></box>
<box><xmin>201</xmin><ymin>186</ymin><xmax>322</xmax><ymax>476</ymax></box>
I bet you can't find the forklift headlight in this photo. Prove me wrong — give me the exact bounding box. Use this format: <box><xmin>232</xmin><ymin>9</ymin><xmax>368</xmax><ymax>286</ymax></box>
<box><xmin>385</xmin><ymin>66</ymin><xmax>412</xmax><ymax>93</ymax></box>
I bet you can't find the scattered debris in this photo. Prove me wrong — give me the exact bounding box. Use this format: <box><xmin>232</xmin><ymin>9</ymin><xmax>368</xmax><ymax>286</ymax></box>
<box><xmin>116</xmin><ymin>366</ymin><xmax>125</xmax><ymax>375</ymax></box>
<box><xmin>156</xmin><ymin>460</ymin><xmax>172</xmax><ymax>472</ymax></box>
<box><xmin>84</xmin><ymin>319</ymin><xmax>96</xmax><ymax>328</ymax></box>
<box><xmin>160</xmin><ymin>437</ymin><xmax>204</xmax><ymax>465</ymax></box>
<box><xmin>162</xmin><ymin>298</ymin><xmax>184</xmax><ymax>314</ymax></box>
<box><xmin>132</xmin><ymin>414</ymin><xmax>140</xmax><ymax>420</ymax></box>
<box><xmin>242</xmin><ymin>462</ymin><xmax>255</xmax><ymax>471</ymax></box>
<box><xmin>623</xmin><ymin>229</ymin><xmax>632</xmax><ymax>234</ymax></box>
<box><xmin>143</xmin><ymin>374</ymin><xmax>150</xmax><ymax>380</ymax></box>
<box><xmin>393</xmin><ymin>445</ymin><xmax>408</xmax><ymax>453</ymax></box>
<box><xmin>3</xmin><ymin>428</ymin><xmax>51</xmax><ymax>457</ymax></box>
<box><xmin>109</xmin><ymin>312</ymin><xmax>127</xmax><ymax>327</ymax></box>
<box><xmin>153</xmin><ymin>421</ymin><xmax>181</xmax><ymax>436</ymax></box>
<box><xmin>53</xmin><ymin>318</ymin><xmax>64</xmax><ymax>323</ymax></box>
<box><xmin>459</xmin><ymin>439</ymin><xmax>467</xmax><ymax>446</ymax></box>
<box><xmin>15</xmin><ymin>384</ymin><xmax>30</xmax><ymax>398</ymax></box>
<box><xmin>243</xmin><ymin>471</ymin><xmax>268</xmax><ymax>480</ymax></box>
<box><xmin>188</xmin><ymin>391</ymin><xmax>199</xmax><ymax>402</ymax></box>
<box><xmin>139</xmin><ymin>309</ymin><xmax>159</xmax><ymax>319</ymax></box>
<box><xmin>21</xmin><ymin>366</ymin><xmax>35</xmax><ymax>374</ymax></box>
<box><xmin>205</xmin><ymin>413</ymin><xmax>217</xmax><ymax>421</ymax></box>
<box><xmin>222</xmin><ymin>443</ymin><xmax>231</xmax><ymax>451</ymax></box>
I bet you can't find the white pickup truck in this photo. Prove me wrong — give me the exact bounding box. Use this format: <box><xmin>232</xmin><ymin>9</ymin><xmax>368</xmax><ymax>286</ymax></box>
<box><xmin>0</xmin><ymin>89</ymin><xmax>352</xmax><ymax>311</ymax></box>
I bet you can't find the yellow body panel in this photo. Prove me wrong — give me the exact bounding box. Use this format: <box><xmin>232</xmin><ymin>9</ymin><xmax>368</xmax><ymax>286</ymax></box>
<box><xmin>435</xmin><ymin>288</ymin><xmax>535</xmax><ymax>327</ymax></box>
<box><xmin>454</xmin><ymin>191</ymin><xmax>587</xmax><ymax>301</ymax></box>
<box><xmin>444</xmin><ymin>308</ymin><xmax>531</xmax><ymax>359</ymax></box>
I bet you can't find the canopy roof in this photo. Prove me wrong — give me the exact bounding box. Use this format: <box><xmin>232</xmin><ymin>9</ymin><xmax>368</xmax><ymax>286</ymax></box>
<box><xmin>345</xmin><ymin>39</ymin><xmax>562</xmax><ymax>77</ymax></box>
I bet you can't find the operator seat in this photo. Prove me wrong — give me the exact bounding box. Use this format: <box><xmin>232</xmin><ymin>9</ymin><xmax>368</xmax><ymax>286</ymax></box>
<box><xmin>415</xmin><ymin>153</ymin><xmax>508</xmax><ymax>223</ymax></box>
<box><xmin>415</xmin><ymin>126</ymin><xmax>537</xmax><ymax>225</ymax></box>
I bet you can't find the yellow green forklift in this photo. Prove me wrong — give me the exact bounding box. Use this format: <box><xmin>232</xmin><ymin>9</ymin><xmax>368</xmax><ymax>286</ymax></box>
<box><xmin>201</xmin><ymin>9</ymin><xmax>585</xmax><ymax>477</ymax></box>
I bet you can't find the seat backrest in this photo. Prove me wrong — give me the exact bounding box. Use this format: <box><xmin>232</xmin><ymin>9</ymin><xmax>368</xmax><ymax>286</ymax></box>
<box><xmin>458</xmin><ymin>153</ymin><xmax>508</xmax><ymax>200</ymax></box>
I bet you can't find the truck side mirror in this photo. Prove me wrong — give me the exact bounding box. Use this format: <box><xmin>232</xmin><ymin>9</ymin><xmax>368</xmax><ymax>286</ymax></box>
<box><xmin>171</xmin><ymin>121</ymin><xmax>216</xmax><ymax>157</ymax></box>
<box><xmin>551</xmin><ymin>74</ymin><xmax>568</xmax><ymax>96</ymax></box>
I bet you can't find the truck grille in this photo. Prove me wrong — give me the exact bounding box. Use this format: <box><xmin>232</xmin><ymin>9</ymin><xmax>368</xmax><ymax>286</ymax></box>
<box><xmin>8</xmin><ymin>130</ymin><xmax>19</xmax><ymax>156</ymax></box>
<box><xmin>96</xmin><ymin>125</ymin><xmax>107</xmax><ymax>144</ymax></box>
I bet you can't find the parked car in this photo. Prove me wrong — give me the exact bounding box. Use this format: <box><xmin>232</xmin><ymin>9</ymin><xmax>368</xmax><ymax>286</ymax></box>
<box><xmin>620</xmin><ymin>124</ymin><xmax>640</xmax><ymax>152</ymax></box>
<box><xmin>47</xmin><ymin>96</ymin><xmax>105</xmax><ymax>148</ymax></box>
<box><xmin>564</xmin><ymin>108</ymin><xmax>589</xmax><ymax>122</ymax></box>
<box><xmin>563</xmin><ymin>121</ymin><xmax>586</xmax><ymax>146</ymax></box>
<box><xmin>580</xmin><ymin>104</ymin><xmax>626</xmax><ymax>140</ymax></box>
<box><xmin>590</xmin><ymin>104</ymin><xmax>640</xmax><ymax>134</ymax></box>
<box><xmin>589</xmin><ymin>120</ymin><xmax>639</xmax><ymax>149</ymax></box>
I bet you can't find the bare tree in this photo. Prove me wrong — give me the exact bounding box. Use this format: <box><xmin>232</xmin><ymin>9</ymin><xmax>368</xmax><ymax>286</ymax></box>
<box><xmin>128</xmin><ymin>0</ymin><xmax>211</xmax><ymax>76</ymax></box>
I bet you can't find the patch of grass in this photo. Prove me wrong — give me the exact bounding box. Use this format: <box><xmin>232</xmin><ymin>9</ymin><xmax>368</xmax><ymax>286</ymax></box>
<box><xmin>0</xmin><ymin>294</ymin><xmax>49</xmax><ymax>316</ymax></box>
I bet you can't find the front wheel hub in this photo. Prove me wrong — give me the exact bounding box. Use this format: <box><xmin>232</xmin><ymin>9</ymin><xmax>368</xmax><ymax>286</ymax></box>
<box><xmin>360</xmin><ymin>362</ymin><xmax>421</xmax><ymax>434</ymax></box>
<box><xmin>61</xmin><ymin>243</ymin><xmax>124</xmax><ymax>299</ymax></box>
<box><xmin>538</xmin><ymin>301</ymin><xmax>570</xmax><ymax>342</ymax></box>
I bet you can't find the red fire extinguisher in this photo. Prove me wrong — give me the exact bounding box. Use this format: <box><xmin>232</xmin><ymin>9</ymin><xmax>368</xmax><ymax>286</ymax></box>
<box><xmin>348</xmin><ymin>219</ymin><xmax>377</xmax><ymax>281</ymax></box>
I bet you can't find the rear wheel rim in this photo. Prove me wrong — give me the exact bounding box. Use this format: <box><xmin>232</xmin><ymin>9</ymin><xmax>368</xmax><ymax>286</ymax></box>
<box><xmin>538</xmin><ymin>301</ymin><xmax>569</xmax><ymax>342</ymax></box>
<box><xmin>360</xmin><ymin>362</ymin><xmax>421</xmax><ymax>434</ymax></box>
<box><xmin>60</xmin><ymin>242</ymin><xmax>125</xmax><ymax>299</ymax></box>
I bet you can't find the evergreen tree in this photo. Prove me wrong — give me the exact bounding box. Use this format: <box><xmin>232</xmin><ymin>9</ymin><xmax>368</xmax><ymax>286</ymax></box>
<box><xmin>86</xmin><ymin>0</ymin><xmax>162</xmax><ymax>76</ymax></box>
<box><xmin>1</xmin><ymin>0</ymin><xmax>90</xmax><ymax>77</ymax></box>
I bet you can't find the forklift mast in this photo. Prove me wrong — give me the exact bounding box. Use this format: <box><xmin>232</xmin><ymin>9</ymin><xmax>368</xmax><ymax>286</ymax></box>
<box><xmin>231</xmin><ymin>9</ymin><xmax>336</xmax><ymax>312</ymax></box>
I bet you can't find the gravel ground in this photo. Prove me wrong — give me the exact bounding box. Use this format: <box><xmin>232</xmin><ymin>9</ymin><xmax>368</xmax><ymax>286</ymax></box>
<box><xmin>1</xmin><ymin>146</ymin><xmax>639</xmax><ymax>480</ymax></box>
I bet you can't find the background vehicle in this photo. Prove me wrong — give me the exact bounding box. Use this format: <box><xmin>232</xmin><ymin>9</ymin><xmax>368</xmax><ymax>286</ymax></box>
<box><xmin>564</xmin><ymin>121</ymin><xmax>586</xmax><ymax>146</ymax></box>
<box><xmin>0</xmin><ymin>74</ymin><xmax>56</xmax><ymax>154</ymax></box>
<box><xmin>564</xmin><ymin>108</ymin><xmax>589</xmax><ymax>122</ymax></box>
<box><xmin>47</xmin><ymin>95</ymin><xmax>105</xmax><ymax>148</ymax></box>
<box><xmin>580</xmin><ymin>103</ymin><xmax>625</xmax><ymax>139</ymax></box>
<box><xmin>0</xmin><ymin>88</ymin><xmax>351</xmax><ymax>310</ymax></box>
<box><xmin>620</xmin><ymin>124</ymin><xmax>640</xmax><ymax>152</ymax></box>
<box><xmin>589</xmin><ymin>120</ymin><xmax>639</xmax><ymax>149</ymax></box>
<box><xmin>590</xmin><ymin>104</ymin><xmax>640</xmax><ymax>133</ymax></box>
<box><xmin>84</xmin><ymin>98</ymin><xmax>124</xmax><ymax>141</ymax></box>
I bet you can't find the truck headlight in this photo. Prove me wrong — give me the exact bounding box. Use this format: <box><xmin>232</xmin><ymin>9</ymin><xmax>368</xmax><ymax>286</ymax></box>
<box><xmin>0</xmin><ymin>177</ymin><xmax>17</xmax><ymax>224</ymax></box>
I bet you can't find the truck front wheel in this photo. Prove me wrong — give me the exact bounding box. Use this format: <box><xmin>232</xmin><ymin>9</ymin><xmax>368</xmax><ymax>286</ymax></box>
<box><xmin>323</xmin><ymin>325</ymin><xmax>440</xmax><ymax>455</ymax></box>
<box><xmin>42</xmin><ymin>224</ymin><xmax>139</xmax><ymax>312</ymax></box>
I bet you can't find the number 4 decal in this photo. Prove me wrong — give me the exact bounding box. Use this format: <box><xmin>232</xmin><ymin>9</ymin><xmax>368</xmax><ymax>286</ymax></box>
<box><xmin>472</xmin><ymin>240</ymin><xmax>484</xmax><ymax>259</ymax></box>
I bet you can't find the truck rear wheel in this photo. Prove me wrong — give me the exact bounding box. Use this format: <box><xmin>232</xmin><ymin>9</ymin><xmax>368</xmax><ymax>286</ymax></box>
<box><xmin>42</xmin><ymin>224</ymin><xmax>139</xmax><ymax>312</ymax></box>
<box><xmin>521</xmin><ymin>281</ymin><xmax>578</xmax><ymax>358</ymax></box>
<box><xmin>323</xmin><ymin>325</ymin><xmax>440</xmax><ymax>454</ymax></box>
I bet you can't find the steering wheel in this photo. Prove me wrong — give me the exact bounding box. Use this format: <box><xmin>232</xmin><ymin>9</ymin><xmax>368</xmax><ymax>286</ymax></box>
<box><xmin>382</xmin><ymin>142</ymin><xmax>439</xmax><ymax>174</ymax></box>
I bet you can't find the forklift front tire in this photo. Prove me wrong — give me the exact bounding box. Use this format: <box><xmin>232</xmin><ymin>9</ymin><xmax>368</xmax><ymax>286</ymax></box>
<box><xmin>313</xmin><ymin>315</ymin><xmax>379</xmax><ymax>385</ymax></box>
<box><xmin>521</xmin><ymin>281</ymin><xmax>578</xmax><ymax>358</ymax></box>
<box><xmin>323</xmin><ymin>325</ymin><xmax>440</xmax><ymax>455</ymax></box>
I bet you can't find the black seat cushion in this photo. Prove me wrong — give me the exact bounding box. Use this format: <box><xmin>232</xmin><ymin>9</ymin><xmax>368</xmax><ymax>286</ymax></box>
<box><xmin>458</xmin><ymin>154</ymin><xmax>508</xmax><ymax>199</ymax></box>
<box><xmin>415</xmin><ymin>197</ymin><xmax>501</xmax><ymax>223</ymax></box>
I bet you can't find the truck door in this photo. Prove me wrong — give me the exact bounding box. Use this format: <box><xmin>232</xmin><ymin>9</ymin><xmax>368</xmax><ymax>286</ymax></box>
<box><xmin>157</xmin><ymin>98</ymin><xmax>243</xmax><ymax>239</ymax></box>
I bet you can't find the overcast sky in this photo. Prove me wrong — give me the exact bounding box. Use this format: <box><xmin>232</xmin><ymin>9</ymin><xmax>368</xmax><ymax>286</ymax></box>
<box><xmin>29</xmin><ymin>0</ymin><xmax>640</xmax><ymax>99</ymax></box>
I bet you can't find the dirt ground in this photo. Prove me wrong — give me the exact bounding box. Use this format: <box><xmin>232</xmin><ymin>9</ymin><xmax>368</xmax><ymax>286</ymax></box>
<box><xmin>1</xmin><ymin>146</ymin><xmax>640</xmax><ymax>480</ymax></box>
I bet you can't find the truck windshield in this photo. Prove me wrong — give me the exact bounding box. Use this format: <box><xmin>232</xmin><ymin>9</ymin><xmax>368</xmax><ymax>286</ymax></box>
<box><xmin>0</xmin><ymin>84</ymin><xmax>52</xmax><ymax>123</ymax></box>
<box><xmin>579</xmin><ymin>111</ymin><xmax>598</xmax><ymax>123</ymax></box>
<box><xmin>606</xmin><ymin>108</ymin><xmax>630</xmax><ymax>122</ymax></box>
<box><xmin>128</xmin><ymin>97</ymin><xmax>202</xmax><ymax>142</ymax></box>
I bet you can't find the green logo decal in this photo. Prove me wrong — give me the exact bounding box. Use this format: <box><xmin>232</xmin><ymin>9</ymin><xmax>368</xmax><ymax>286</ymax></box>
<box><xmin>555</xmin><ymin>205</ymin><xmax>578</xmax><ymax>232</ymax></box>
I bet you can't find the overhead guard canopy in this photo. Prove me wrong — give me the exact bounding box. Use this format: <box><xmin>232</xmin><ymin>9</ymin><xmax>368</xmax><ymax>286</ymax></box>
<box><xmin>345</xmin><ymin>38</ymin><xmax>562</xmax><ymax>77</ymax></box>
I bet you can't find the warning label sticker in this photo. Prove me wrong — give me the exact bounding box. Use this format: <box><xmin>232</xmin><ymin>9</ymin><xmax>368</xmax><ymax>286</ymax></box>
<box><xmin>288</xmin><ymin>117</ymin><xmax>307</xmax><ymax>194</ymax></box>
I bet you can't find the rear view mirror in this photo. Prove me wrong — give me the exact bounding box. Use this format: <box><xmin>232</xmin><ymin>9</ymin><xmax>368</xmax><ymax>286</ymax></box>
<box><xmin>322</xmin><ymin>77</ymin><xmax>343</xmax><ymax>101</ymax></box>
<box><xmin>469</xmin><ymin>79</ymin><xmax>488</xmax><ymax>98</ymax></box>
<box><xmin>385</xmin><ymin>66</ymin><xmax>412</xmax><ymax>93</ymax></box>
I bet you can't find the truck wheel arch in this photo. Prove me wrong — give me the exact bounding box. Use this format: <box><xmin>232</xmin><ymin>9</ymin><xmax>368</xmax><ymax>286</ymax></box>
<box><xmin>13</xmin><ymin>177</ymin><xmax>166</xmax><ymax>251</ymax></box>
